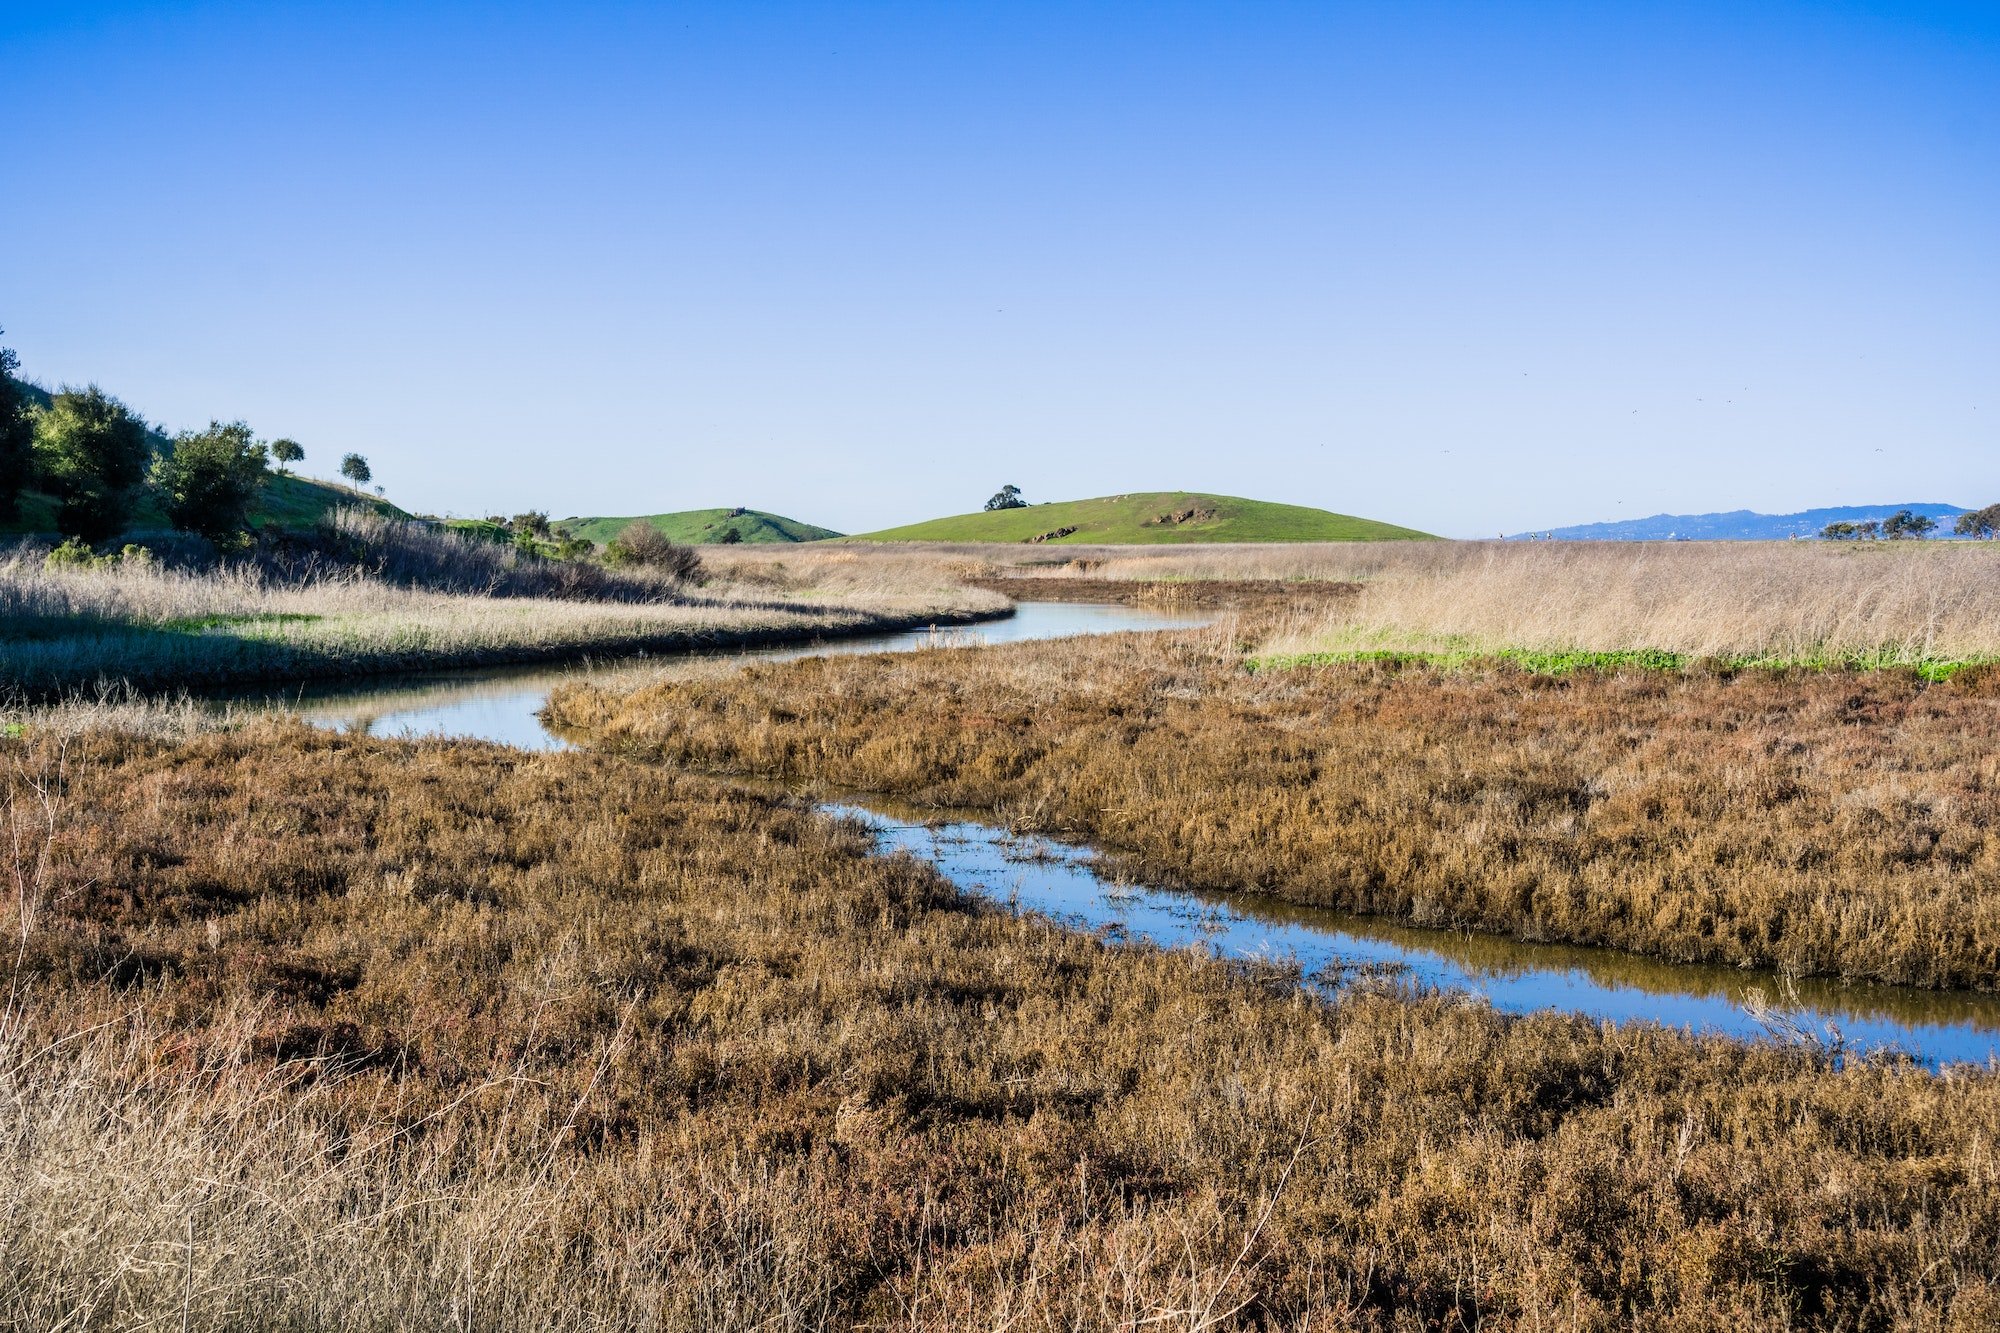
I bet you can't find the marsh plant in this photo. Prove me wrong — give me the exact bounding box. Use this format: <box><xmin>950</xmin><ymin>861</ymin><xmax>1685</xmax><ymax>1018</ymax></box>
<box><xmin>551</xmin><ymin>627</ymin><xmax>2000</xmax><ymax>990</ymax></box>
<box><xmin>0</xmin><ymin>722</ymin><xmax>1993</xmax><ymax>1328</ymax></box>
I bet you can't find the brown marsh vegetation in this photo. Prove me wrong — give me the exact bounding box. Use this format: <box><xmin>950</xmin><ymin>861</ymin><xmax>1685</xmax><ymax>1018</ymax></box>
<box><xmin>550</xmin><ymin>630</ymin><xmax>2000</xmax><ymax>990</ymax></box>
<box><xmin>3</xmin><ymin>722</ymin><xmax>1999</xmax><ymax>1328</ymax></box>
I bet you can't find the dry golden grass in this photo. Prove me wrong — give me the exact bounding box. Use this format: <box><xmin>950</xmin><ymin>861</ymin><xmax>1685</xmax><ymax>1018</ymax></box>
<box><xmin>0</xmin><ymin>541</ymin><xmax>1006</xmax><ymax>697</ymax></box>
<box><xmin>1238</xmin><ymin>541</ymin><xmax>2000</xmax><ymax>667</ymax></box>
<box><xmin>725</xmin><ymin>539</ymin><xmax>2000</xmax><ymax>669</ymax></box>
<box><xmin>550</xmin><ymin>629</ymin><xmax>2000</xmax><ymax>990</ymax></box>
<box><xmin>2</xmin><ymin>723</ymin><xmax>1999</xmax><ymax>1327</ymax></box>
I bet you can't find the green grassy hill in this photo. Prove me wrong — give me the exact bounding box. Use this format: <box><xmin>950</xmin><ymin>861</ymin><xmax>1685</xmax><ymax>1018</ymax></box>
<box><xmin>848</xmin><ymin>492</ymin><xmax>1433</xmax><ymax>544</ymax></box>
<box><xmin>557</xmin><ymin>508</ymin><xmax>841</xmax><ymax>546</ymax></box>
<box><xmin>1</xmin><ymin>473</ymin><xmax>405</xmax><ymax>540</ymax></box>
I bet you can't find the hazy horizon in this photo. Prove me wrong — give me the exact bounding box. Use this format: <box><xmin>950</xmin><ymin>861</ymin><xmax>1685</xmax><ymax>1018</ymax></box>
<box><xmin>4</xmin><ymin>1</ymin><xmax>1994</xmax><ymax>539</ymax></box>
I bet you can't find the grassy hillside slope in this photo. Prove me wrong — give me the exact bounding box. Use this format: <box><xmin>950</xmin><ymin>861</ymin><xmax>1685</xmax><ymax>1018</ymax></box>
<box><xmin>557</xmin><ymin>508</ymin><xmax>840</xmax><ymax>545</ymax></box>
<box><xmin>1</xmin><ymin>474</ymin><xmax>405</xmax><ymax>539</ymax></box>
<box><xmin>849</xmin><ymin>491</ymin><xmax>1433</xmax><ymax>544</ymax></box>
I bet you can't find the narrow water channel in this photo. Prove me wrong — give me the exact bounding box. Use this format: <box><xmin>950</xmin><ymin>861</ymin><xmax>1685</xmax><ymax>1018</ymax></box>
<box><xmin>254</xmin><ymin>601</ymin><xmax>1210</xmax><ymax>749</ymax></box>
<box><xmin>261</xmin><ymin>601</ymin><xmax>2000</xmax><ymax>1069</ymax></box>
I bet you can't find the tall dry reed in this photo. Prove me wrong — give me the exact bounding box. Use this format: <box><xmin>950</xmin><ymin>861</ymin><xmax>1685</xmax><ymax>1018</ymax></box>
<box><xmin>1243</xmin><ymin>542</ymin><xmax>2000</xmax><ymax>665</ymax></box>
<box><xmin>735</xmin><ymin>539</ymin><xmax>2000</xmax><ymax>665</ymax></box>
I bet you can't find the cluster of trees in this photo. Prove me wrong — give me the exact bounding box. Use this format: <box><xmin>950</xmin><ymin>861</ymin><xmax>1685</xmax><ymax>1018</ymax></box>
<box><xmin>1820</xmin><ymin>509</ymin><xmax>1939</xmax><ymax>541</ymax></box>
<box><xmin>985</xmin><ymin>484</ymin><xmax>1027</xmax><ymax>511</ymax></box>
<box><xmin>475</xmin><ymin>511</ymin><xmax>593</xmax><ymax>561</ymax></box>
<box><xmin>0</xmin><ymin>330</ymin><xmax>375</xmax><ymax>549</ymax></box>
<box><xmin>1953</xmin><ymin>504</ymin><xmax>2000</xmax><ymax>539</ymax></box>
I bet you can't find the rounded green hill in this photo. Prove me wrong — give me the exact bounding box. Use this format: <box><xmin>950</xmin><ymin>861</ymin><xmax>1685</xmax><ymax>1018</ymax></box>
<box><xmin>848</xmin><ymin>492</ymin><xmax>1432</xmax><ymax>544</ymax></box>
<box><xmin>557</xmin><ymin>509</ymin><xmax>842</xmax><ymax>546</ymax></box>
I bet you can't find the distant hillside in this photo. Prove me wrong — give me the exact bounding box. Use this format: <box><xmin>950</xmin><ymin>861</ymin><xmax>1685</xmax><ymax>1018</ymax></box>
<box><xmin>1513</xmin><ymin>503</ymin><xmax>1971</xmax><ymax>542</ymax></box>
<box><xmin>557</xmin><ymin>508</ymin><xmax>842</xmax><ymax>546</ymax></box>
<box><xmin>848</xmin><ymin>491</ymin><xmax>1433</xmax><ymax>544</ymax></box>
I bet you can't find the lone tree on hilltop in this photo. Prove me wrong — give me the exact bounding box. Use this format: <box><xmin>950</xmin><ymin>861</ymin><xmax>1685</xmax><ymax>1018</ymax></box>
<box><xmin>33</xmin><ymin>386</ymin><xmax>151</xmax><ymax>544</ymax></box>
<box><xmin>0</xmin><ymin>333</ymin><xmax>35</xmax><ymax>521</ymax></box>
<box><xmin>1882</xmin><ymin>509</ymin><xmax>1937</xmax><ymax>540</ymax></box>
<box><xmin>339</xmin><ymin>453</ymin><xmax>372</xmax><ymax>487</ymax></box>
<box><xmin>985</xmin><ymin>484</ymin><xmax>1026</xmax><ymax>511</ymax></box>
<box><xmin>151</xmin><ymin>421</ymin><xmax>271</xmax><ymax>546</ymax></box>
<box><xmin>270</xmin><ymin>438</ymin><xmax>304</xmax><ymax>474</ymax></box>
<box><xmin>1953</xmin><ymin>504</ymin><xmax>2000</xmax><ymax>539</ymax></box>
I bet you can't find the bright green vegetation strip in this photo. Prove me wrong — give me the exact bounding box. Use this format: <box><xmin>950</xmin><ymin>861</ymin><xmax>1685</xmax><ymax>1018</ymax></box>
<box><xmin>1250</xmin><ymin>646</ymin><xmax>1994</xmax><ymax>680</ymax></box>
<box><xmin>158</xmin><ymin>612</ymin><xmax>325</xmax><ymax>633</ymax></box>
<box><xmin>847</xmin><ymin>491</ymin><xmax>1435</xmax><ymax>544</ymax></box>
<box><xmin>556</xmin><ymin>509</ymin><xmax>842</xmax><ymax>545</ymax></box>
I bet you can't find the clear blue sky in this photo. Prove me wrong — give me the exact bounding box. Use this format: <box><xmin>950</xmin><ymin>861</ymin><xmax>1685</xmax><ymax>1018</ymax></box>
<box><xmin>3</xmin><ymin>1</ymin><xmax>1994</xmax><ymax>537</ymax></box>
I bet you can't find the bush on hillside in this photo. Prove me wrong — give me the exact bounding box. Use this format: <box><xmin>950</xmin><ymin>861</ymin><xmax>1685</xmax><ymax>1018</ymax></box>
<box><xmin>605</xmin><ymin>520</ymin><xmax>704</xmax><ymax>582</ymax></box>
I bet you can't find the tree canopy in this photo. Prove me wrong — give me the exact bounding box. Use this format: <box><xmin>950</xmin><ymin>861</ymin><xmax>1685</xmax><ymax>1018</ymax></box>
<box><xmin>340</xmin><ymin>453</ymin><xmax>372</xmax><ymax>486</ymax></box>
<box><xmin>270</xmin><ymin>438</ymin><xmax>304</xmax><ymax>473</ymax></box>
<box><xmin>1882</xmin><ymin>509</ymin><xmax>1937</xmax><ymax>540</ymax></box>
<box><xmin>1953</xmin><ymin>504</ymin><xmax>2000</xmax><ymax>539</ymax></box>
<box><xmin>984</xmin><ymin>484</ymin><xmax>1026</xmax><ymax>511</ymax></box>
<box><xmin>0</xmin><ymin>333</ymin><xmax>38</xmax><ymax>522</ymax></box>
<box><xmin>32</xmin><ymin>386</ymin><xmax>151</xmax><ymax>544</ymax></box>
<box><xmin>150</xmin><ymin>421</ymin><xmax>271</xmax><ymax>545</ymax></box>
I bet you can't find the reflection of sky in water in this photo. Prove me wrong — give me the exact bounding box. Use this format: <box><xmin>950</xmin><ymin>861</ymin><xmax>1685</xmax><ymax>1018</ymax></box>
<box><xmin>245</xmin><ymin>599</ymin><xmax>2000</xmax><ymax>1068</ymax></box>
<box><xmin>840</xmin><ymin>807</ymin><xmax>2000</xmax><ymax>1071</ymax></box>
<box><xmin>265</xmin><ymin>602</ymin><xmax>1214</xmax><ymax>751</ymax></box>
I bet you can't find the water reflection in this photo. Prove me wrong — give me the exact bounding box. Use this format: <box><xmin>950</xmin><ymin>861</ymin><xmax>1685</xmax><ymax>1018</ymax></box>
<box><xmin>238</xmin><ymin>601</ymin><xmax>1214</xmax><ymax>749</ymax></box>
<box><xmin>828</xmin><ymin>795</ymin><xmax>2000</xmax><ymax>1069</ymax></box>
<box><xmin>232</xmin><ymin>598</ymin><xmax>2000</xmax><ymax>1067</ymax></box>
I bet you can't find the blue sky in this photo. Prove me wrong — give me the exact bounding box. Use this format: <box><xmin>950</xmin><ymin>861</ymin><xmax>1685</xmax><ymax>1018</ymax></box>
<box><xmin>2</xmin><ymin>1</ymin><xmax>1994</xmax><ymax>537</ymax></box>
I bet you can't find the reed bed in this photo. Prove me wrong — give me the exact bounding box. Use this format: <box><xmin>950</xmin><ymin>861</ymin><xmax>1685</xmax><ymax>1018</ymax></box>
<box><xmin>1255</xmin><ymin>541</ymin><xmax>2000</xmax><ymax>670</ymax></box>
<box><xmin>773</xmin><ymin>539</ymin><xmax>2000</xmax><ymax>670</ymax></box>
<box><xmin>550</xmin><ymin>629</ymin><xmax>2000</xmax><ymax>990</ymax></box>
<box><xmin>0</xmin><ymin>535</ymin><xmax>1006</xmax><ymax>697</ymax></box>
<box><xmin>1</xmin><ymin>722</ymin><xmax>1997</xmax><ymax>1328</ymax></box>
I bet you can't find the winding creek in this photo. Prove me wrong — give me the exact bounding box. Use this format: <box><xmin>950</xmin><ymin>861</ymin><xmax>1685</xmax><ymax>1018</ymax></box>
<box><xmin>249</xmin><ymin>600</ymin><xmax>2000</xmax><ymax>1068</ymax></box>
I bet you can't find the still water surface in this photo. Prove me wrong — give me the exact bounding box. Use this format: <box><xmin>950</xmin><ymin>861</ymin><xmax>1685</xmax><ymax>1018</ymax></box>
<box><xmin>260</xmin><ymin>602</ymin><xmax>1209</xmax><ymax>750</ymax></box>
<box><xmin>262</xmin><ymin>600</ymin><xmax>2000</xmax><ymax>1068</ymax></box>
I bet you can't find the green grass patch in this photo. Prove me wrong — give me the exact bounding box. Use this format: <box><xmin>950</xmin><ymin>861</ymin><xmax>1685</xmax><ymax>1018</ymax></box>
<box><xmin>442</xmin><ymin>519</ymin><xmax>512</xmax><ymax>544</ymax></box>
<box><xmin>845</xmin><ymin>491</ymin><xmax>1434</xmax><ymax>544</ymax></box>
<box><xmin>158</xmin><ymin>612</ymin><xmax>325</xmax><ymax>634</ymax></box>
<box><xmin>1249</xmin><ymin>646</ymin><xmax>1992</xmax><ymax>680</ymax></box>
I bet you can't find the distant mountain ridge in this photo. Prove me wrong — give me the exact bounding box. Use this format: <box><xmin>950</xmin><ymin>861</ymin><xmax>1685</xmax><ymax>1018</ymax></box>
<box><xmin>1513</xmin><ymin>503</ymin><xmax>1971</xmax><ymax>541</ymax></box>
